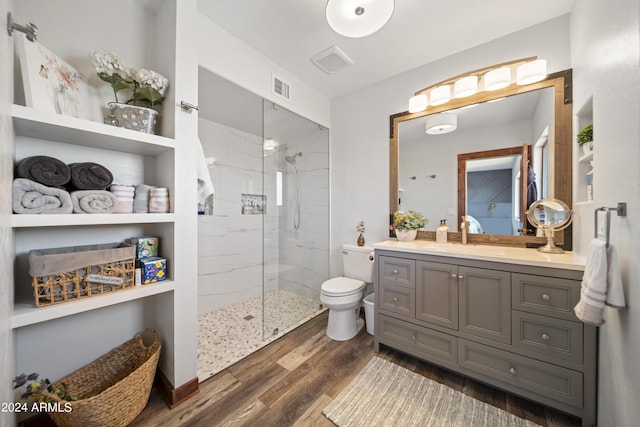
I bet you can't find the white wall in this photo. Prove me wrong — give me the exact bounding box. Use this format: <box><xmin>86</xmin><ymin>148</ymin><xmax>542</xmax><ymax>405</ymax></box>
<box><xmin>570</xmin><ymin>1</ymin><xmax>640</xmax><ymax>425</ymax></box>
<box><xmin>330</xmin><ymin>16</ymin><xmax>571</xmax><ymax>276</ymax></box>
<box><xmin>1</xmin><ymin>0</ymin><xmax>14</xmax><ymax>425</ymax></box>
<box><xmin>197</xmin><ymin>14</ymin><xmax>331</xmax><ymax>129</ymax></box>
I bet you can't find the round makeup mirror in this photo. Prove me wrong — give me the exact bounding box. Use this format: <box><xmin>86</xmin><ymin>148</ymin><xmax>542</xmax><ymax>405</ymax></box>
<box><xmin>526</xmin><ymin>199</ymin><xmax>573</xmax><ymax>253</ymax></box>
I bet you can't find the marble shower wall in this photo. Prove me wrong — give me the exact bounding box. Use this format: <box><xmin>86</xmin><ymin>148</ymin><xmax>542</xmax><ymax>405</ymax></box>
<box><xmin>197</xmin><ymin>119</ymin><xmax>275</xmax><ymax>316</ymax></box>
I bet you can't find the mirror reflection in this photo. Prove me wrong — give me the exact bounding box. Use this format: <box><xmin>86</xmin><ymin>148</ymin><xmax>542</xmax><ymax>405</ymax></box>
<box><xmin>398</xmin><ymin>87</ymin><xmax>554</xmax><ymax>236</ymax></box>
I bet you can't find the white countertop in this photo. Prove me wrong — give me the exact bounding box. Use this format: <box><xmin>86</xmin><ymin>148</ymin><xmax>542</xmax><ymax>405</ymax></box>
<box><xmin>373</xmin><ymin>240</ymin><xmax>586</xmax><ymax>271</ymax></box>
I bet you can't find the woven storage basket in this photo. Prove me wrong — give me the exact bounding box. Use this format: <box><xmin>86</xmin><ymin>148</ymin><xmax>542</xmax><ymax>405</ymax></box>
<box><xmin>29</xmin><ymin>242</ymin><xmax>135</xmax><ymax>307</ymax></box>
<box><xmin>46</xmin><ymin>329</ymin><xmax>161</xmax><ymax>427</ymax></box>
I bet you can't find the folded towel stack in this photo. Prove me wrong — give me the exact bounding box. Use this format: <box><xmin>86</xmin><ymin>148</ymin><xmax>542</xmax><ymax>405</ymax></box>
<box><xmin>71</xmin><ymin>190</ymin><xmax>118</xmax><ymax>214</ymax></box>
<box><xmin>110</xmin><ymin>184</ymin><xmax>135</xmax><ymax>213</ymax></box>
<box><xmin>134</xmin><ymin>184</ymin><xmax>153</xmax><ymax>213</ymax></box>
<box><xmin>13</xmin><ymin>178</ymin><xmax>73</xmax><ymax>214</ymax></box>
<box><xmin>149</xmin><ymin>187</ymin><xmax>170</xmax><ymax>213</ymax></box>
<box><xmin>68</xmin><ymin>162</ymin><xmax>114</xmax><ymax>190</ymax></box>
<box><xmin>15</xmin><ymin>156</ymin><xmax>71</xmax><ymax>188</ymax></box>
<box><xmin>574</xmin><ymin>238</ymin><xmax>626</xmax><ymax>326</ymax></box>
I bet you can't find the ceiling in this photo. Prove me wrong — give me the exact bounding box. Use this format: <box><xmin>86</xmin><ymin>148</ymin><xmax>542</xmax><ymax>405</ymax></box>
<box><xmin>197</xmin><ymin>0</ymin><xmax>575</xmax><ymax>99</ymax></box>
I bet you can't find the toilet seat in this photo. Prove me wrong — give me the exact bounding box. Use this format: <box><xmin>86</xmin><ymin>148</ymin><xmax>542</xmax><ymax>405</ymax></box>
<box><xmin>321</xmin><ymin>277</ymin><xmax>364</xmax><ymax>297</ymax></box>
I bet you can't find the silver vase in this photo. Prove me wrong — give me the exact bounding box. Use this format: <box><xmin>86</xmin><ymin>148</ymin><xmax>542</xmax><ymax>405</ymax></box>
<box><xmin>107</xmin><ymin>102</ymin><xmax>159</xmax><ymax>134</ymax></box>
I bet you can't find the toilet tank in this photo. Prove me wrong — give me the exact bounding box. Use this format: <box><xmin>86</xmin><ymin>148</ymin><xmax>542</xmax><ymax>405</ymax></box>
<box><xmin>342</xmin><ymin>244</ymin><xmax>375</xmax><ymax>282</ymax></box>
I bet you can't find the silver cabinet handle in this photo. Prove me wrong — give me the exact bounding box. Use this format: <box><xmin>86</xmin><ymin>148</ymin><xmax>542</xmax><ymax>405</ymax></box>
<box><xmin>392</xmin><ymin>269</ymin><xmax>399</xmax><ymax>275</ymax></box>
<box><xmin>393</xmin><ymin>297</ymin><xmax>398</xmax><ymax>302</ymax></box>
<box><xmin>458</xmin><ymin>275</ymin><xmax>464</xmax><ymax>279</ymax></box>
<box><xmin>411</xmin><ymin>334</ymin><xmax>417</xmax><ymax>341</ymax></box>
<box><xmin>541</xmin><ymin>333</ymin><xmax>550</xmax><ymax>341</ymax></box>
<box><xmin>509</xmin><ymin>367</ymin><xmax>516</xmax><ymax>375</ymax></box>
<box><xmin>541</xmin><ymin>293</ymin><xmax>550</xmax><ymax>301</ymax></box>
<box><xmin>451</xmin><ymin>273</ymin><xmax>458</xmax><ymax>278</ymax></box>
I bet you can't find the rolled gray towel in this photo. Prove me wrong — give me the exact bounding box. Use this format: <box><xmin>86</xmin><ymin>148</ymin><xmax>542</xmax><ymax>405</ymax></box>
<box><xmin>71</xmin><ymin>190</ymin><xmax>118</xmax><ymax>214</ymax></box>
<box><xmin>12</xmin><ymin>178</ymin><xmax>73</xmax><ymax>214</ymax></box>
<box><xmin>15</xmin><ymin>155</ymin><xmax>71</xmax><ymax>187</ymax></box>
<box><xmin>68</xmin><ymin>162</ymin><xmax>114</xmax><ymax>190</ymax></box>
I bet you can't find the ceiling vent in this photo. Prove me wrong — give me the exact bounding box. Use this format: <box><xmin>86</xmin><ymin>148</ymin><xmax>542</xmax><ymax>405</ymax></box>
<box><xmin>311</xmin><ymin>45</ymin><xmax>354</xmax><ymax>74</ymax></box>
<box><xmin>272</xmin><ymin>74</ymin><xmax>290</xmax><ymax>100</ymax></box>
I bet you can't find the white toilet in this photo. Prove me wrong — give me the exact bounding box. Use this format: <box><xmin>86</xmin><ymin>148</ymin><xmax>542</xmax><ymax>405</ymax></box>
<box><xmin>320</xmin><ymin>244</ymin><xmax>374</xmax><ymax>341</ymax></box>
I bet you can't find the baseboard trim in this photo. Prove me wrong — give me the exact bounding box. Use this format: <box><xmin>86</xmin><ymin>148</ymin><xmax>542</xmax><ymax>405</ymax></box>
<box><xmin>155</xmin><ymin>369</ymin><xmax>199</xmax><ymax>409</ymax></box>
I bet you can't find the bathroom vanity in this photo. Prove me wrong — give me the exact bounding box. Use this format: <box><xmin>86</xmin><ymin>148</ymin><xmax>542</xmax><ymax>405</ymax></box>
<box><xmin>373</xmin><ymin>241</ymin><xmax>595</xmax><ymax>427</ymax></box>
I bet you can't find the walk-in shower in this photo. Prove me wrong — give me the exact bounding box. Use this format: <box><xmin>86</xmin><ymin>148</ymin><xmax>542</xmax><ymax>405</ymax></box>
<box><xmin>285</xmin><ymin>152</ymin><xmax>302</xmax><ymax>230</ymax></box>
<box><xmin>196</xmin><ymin>69</ymin><xmax>329</xmax><ymax>382</ymax></box>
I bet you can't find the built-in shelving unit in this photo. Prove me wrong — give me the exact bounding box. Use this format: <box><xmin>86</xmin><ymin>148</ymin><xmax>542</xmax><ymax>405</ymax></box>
<box><xmin>575</xmin><ymin>97</ymin><xmax>594</xmax><ymax>203</ymax></box>
<box><xmin>8</xmin><ymin>0</ymin><xmax>199</xmax><ymax>404</ymax></box>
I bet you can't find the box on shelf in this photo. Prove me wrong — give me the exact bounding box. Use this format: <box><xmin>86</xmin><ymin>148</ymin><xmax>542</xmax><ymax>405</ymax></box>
<box><xmin>28</xmin><ymin>242</ymin><xmax>136</xmax><ymax>307</ymax></box>
<box><xmin>128</xmin><ymin>236</ymin><xmax>159</xmax><ymax>258</ymax></box>
<box><xmin>140</xmin><ymin>257</ymin><xmax>167</xmax><ymax>284</ymax></box>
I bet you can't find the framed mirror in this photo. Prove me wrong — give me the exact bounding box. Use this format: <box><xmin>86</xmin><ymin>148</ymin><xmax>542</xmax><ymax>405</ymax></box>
<box><xmin>390</xmin><ymin>68</ymin><xmax>573</xmax><ymax>248</ymax></box>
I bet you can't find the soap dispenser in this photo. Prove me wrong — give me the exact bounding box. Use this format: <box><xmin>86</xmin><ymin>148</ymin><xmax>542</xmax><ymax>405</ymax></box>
<box><xmin>436</xmin><ymin>219</ymin><xmax>449</xmax><ymax>243</ymax></box>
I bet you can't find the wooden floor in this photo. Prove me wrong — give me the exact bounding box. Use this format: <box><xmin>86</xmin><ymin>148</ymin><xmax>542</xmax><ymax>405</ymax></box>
<box><xmin>128</xmin><ymin>311</ymin><xmax>581</xmax><ymax>427</ymax></box>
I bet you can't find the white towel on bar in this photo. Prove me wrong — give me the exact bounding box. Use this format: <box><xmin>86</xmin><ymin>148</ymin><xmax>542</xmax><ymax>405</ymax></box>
<box><xmin>574</xmin><ymin>239</ymin><xmax>626</xmax><ymax>326</ymax></box>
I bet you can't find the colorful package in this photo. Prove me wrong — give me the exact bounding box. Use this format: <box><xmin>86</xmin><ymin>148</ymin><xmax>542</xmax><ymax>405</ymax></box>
<box><xmin>140</xmin><ymin>257</ymin><xmax>166</xmax><ymax>284</ymax></box>
<box><xmin>128</xmin><ymin>237</ymin><xmax>158</xmax><ymax>258</ymax></box>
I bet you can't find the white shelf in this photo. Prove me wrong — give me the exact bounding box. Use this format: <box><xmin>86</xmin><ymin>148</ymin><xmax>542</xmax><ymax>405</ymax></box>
<box><xmin>11</xmin><ymin>280</ymin><xmax>176</xmax><ymax>329</ymax></box>
<box><xmin>578</xmin><ymin>151</ymin><xmax>594</xmax><ymax>163</ymax></box>
<box><xmin>12</xmin><ymin>213</ymin><xmax>175</xmax><ymax>228</ymax></box>
<box><xmin>12</xmin><ymin>104</ymin><xmax>175</xmax><ymax>156</ymax></box>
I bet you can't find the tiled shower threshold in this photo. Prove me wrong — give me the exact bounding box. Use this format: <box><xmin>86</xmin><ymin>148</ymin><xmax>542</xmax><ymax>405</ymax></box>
<box><xmin>197</xmin><ymin>289</ymin><xmax>326</xmax><ymax>382</ymax></box>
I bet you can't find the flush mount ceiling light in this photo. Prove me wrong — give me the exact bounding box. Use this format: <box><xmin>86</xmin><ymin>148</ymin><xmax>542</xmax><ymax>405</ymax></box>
<box><xmin>408</xmin><ymin>57</ymin><xmax>547</xmax><ymax>112</ymax></box>
<box><xmin>326</xmin><ymin>0</ymin><xmax>395</xmax><ymax>38</ymax></box>
<box><xmin>426</xmin><ymin>113</ymin><xmax>457</xmax><ymax>135</ymax></box>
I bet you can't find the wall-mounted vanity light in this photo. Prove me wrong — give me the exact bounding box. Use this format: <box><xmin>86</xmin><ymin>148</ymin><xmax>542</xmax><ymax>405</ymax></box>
<box><xmin>407</xmin><ymin>57</ymin><xmax>547</xmax><ymax>113</ymax></box>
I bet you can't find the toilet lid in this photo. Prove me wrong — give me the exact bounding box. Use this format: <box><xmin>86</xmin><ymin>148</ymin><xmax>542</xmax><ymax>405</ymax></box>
<box><xmin>322</xmin><ymin>277</ymin><xmax>364</xmax><ymax>296</ymax></box>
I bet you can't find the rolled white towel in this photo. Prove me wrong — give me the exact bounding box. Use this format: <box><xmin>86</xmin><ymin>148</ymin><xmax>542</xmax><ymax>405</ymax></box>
<box><xmin>134</xmin><ymin>184</ymin><xmax>152</xmax><ymax>213</ymax></box>
<box><xmin>71</xmin><ymin>190</ymin><xmax>118</xmax><ymax>214</ymax></box>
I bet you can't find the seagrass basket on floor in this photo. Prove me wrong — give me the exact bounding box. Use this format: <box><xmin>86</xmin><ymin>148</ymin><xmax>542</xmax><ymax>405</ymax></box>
<box><xmin>46</xmin><ymin>329</ymin><xmax>161</xmax><ymax>427</ymax></box>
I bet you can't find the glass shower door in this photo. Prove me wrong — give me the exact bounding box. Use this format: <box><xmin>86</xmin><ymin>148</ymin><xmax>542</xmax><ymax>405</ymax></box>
<box><xmin>262</xmin><ymin>100</ymin><xmax>329</xmax><ymax>339</ymax></box>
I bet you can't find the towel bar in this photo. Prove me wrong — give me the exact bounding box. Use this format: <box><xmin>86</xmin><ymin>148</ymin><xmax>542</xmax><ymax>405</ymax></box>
<box><xmin>594</xmin><ymin>202</ymin><xmax>626</xmax><ymax>247</ymax></box>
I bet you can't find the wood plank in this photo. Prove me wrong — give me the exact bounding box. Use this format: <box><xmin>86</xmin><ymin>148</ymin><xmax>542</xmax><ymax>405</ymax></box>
<box><xmin>291</xmin><ymin>393</ymin><xmax>335</xmax><ymax>427</ymax></box>
<box><xmin>250</xmin><ymin>330</ymin><xmax>374</xmax><ymax>425</ymax></box>
<box><xmin>505</xmin><ymin>393</ymin><xmax>549</xmax><ymax>427</ymax></box>
<box><xmin>277</xmin><ymin>330</ymin><xmax>331</xmax><ymax>371</ymax></box>
<box><xmin>462</xmin><ymin>377</ymin><xmax>507</xmax><ymax>410</ymax></box>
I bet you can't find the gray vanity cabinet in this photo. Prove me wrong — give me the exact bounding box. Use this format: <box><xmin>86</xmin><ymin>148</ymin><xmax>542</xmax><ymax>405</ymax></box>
<box><xmin>374</xmin><ymin>249</ymin><xmax>596</xmax><ymax>427</ymax></box>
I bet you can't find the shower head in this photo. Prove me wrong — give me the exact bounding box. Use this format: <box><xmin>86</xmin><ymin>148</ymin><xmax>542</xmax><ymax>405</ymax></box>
<box><xmin>285</xmin><ymin>152</ymin><xmax>302</xmax><ymax>164</ymax></box>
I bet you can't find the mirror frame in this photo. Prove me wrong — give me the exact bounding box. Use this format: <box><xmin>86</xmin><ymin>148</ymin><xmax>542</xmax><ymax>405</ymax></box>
<box><xmin>389</xmin><ymin>69</ymin><xmax>573</xmax><ymax>248</ymax></box>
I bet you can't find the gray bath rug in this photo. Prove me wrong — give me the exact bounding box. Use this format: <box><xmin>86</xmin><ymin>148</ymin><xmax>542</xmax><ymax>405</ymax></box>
<box><xmin>323</xmin><ymin>356</ymin><xmax>542</xmax><ymax>427</ymax></box>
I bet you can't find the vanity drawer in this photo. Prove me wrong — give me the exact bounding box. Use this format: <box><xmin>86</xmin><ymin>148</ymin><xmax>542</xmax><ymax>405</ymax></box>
<box><xmin>512</xmin><ymin>273</ymin><xmax>581</xmax><ymax>321</ymax></box>
<box><xmin>379</xmin><ymin>283</ymin><xmax>415</xmax><ymax>318</ymax></box>
<box><xmin>459</xmin><ymin>339</ymin><xmax>583</xmax><ymax>409</ymax></box>
<box><xmin>512</xmin><ymin>311</ymin><xmax>583</xmax><ymax>364</ymax></box>
<box><xmin>379</xmin><ymin>256</ymin><xmax>415</xmax><ymax>288</ymax></box>
<box><xmin>379</xmin><ymin>315</ymin><xmax>457</xmax><ymax>366</ymax></box>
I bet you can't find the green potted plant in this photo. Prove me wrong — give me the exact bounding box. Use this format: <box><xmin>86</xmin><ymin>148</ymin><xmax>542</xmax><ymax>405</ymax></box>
<box><xmin>390</xmin><ymin>210</ymin><xmax>428</xmax><ymax>242</ymax></box>
<box><xmin>577</xmin><ymin>124</ymin><xmax>593</xmax><ymax>155</ymax></box>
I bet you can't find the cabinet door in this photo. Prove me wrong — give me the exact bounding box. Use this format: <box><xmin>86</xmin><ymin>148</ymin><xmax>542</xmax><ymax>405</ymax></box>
<box><xmin>459</xmin><ymin>266</ymin><xmax>511</xmax><ymax>344</ymax></box>
<box><xmin>416</xmin><ymin>261</ymin><xmax>458</xmax><ymax>330</ymax></box>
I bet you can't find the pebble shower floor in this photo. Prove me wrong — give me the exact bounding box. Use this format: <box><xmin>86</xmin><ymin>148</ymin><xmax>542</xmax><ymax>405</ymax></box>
<box><xmin>197</xmin><ymin>289</ymin><xmax>325</xmax><ymax>381</ymax></box>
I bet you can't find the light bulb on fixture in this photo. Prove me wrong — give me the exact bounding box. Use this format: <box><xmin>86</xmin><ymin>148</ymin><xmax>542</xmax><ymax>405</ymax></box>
<box><xmin>483</xmin><ymin>67</ymin><xmax>511</xmax><ymax>90</ymax></box>
<box><xmin>408</xmin><ymin>94</ymin><xmax>428</xmax><ymax>113</ymax></box>
<box><xmin>429</xmin><ymin>85</ymin><xmax>451</xmax><ymax>106</ymax></box>
<box><xmin>326</xmin><ymin>0</ymin><xmax>395</xmax><ymax>38</ymax></box>
<box><xmin>517</xmin><ymin>59</ymin><xmax>547</xmax><ymax>85</ymax></box>
<box><xmin>426</xmin><ymin>113</ymin><xmax>457</xmax><ymax>135</ymax></box>
<box><xmin>454</xmin><ymin>75</ymin><xmax>478</xmax><ymax>98</ymax></box>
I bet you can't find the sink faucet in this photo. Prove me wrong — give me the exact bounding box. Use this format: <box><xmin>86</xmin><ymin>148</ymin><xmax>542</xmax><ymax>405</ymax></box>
<box><xmin>460</xmin><ymin>216</ymin><xmax>469</xmax><ymax>245</ymax></box>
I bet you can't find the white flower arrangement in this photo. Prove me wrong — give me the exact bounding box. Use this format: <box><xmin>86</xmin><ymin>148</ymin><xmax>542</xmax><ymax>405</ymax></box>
<box><xmin>356</xmin><ymin>221</ymin><xmax>365</xmax><ymax>234</ymax></box>
<box><xmin>90</xmin><ymin>50</ymin><xmax>168</xmax><ymax>109</ymax></box>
